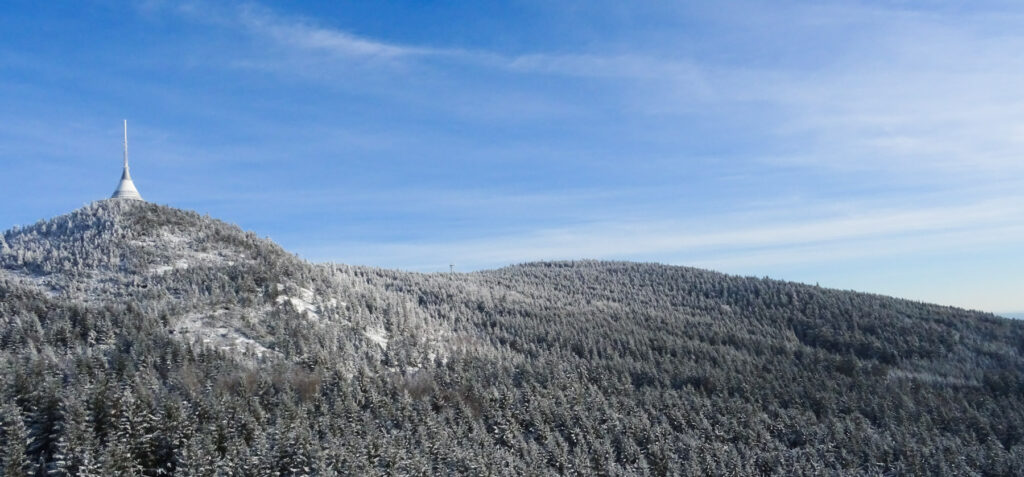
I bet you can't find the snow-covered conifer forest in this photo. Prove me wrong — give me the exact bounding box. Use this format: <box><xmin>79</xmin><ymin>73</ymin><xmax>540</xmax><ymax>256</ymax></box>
<box><xmin>1</xmin><ymin>200</ymin><xmax>1023</xmax><ymax>475</ymax></box>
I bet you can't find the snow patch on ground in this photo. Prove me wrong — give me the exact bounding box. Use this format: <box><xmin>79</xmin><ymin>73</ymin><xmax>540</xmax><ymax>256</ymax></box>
<box><xmin>364</xmin><ymin>327</ymin><xmax>389</xmax><ymax>350</ymax></box>
<box><xmin>0</xmin><ymin>269</ymin><xmax>61</xmax><ymax>297</ymax></box>
<box><xmin>888</xmin><ymin>369</ymin><xmax>979</xmax><ymax>388</ymax></box>
<box><xmin>273</xmin><ymin>284</ymin><xmax>344</xmax><ymax>321</ymax></box>
<box><xmin>275</xmin><ymin>294</ymin><xmax>320</xmax><ymax>319</ymax></box>
<box><xmin>135</xmin><ymin>230</ymin><xmax>243</xmax><ymax>275</ymax></box>
<box><xmin>174</xmin><ymin>313</ymin><xmax>278</xmax><ymax>360</ymax></box>
<box><xmin>162</xmin><ymin>231</ymin><xmax>188</xmax><ymax>245</ymax></box>
<box><xmin>149</xmin><ymin>258</ymin><xmax>190</xmax><ymax>275</ymax></box>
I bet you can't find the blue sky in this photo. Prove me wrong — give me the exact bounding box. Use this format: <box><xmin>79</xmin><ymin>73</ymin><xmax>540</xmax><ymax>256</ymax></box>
<box><xmin>2</xmin><ymin>1</ymin><xmax>1023</xmax><ymax>314</ymax></box>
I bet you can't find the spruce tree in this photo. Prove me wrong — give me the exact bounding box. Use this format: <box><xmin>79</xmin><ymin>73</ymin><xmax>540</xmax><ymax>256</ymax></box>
<box><xmin>1</xmin><ymin>404</ymin><xmax>30</xmax><ymax>477</ymax></box>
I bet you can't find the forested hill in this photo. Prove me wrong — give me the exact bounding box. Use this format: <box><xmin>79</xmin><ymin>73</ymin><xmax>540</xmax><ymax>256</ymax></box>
<box><xmin>1</xmin><ymin>200</ymin><xmax>1023</xmax><ymax>475</ymax></box>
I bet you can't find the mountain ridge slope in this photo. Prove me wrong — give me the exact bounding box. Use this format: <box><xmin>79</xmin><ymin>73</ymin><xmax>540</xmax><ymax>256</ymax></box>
<box><xmin>1</xmin><ymin>201</ymin><xmax>1023</xmax><ymax>475</ymax></box>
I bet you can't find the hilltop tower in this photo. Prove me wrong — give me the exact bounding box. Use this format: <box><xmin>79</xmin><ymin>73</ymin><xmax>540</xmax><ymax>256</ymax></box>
<box><xmin>111</xmin><ymin>120</ymin><xmax>143</xmax><ymax>201</ymax></box>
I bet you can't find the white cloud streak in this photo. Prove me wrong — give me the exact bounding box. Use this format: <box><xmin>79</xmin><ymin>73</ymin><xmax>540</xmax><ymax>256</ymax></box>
<box><xmin>226</xmin><ymin>3</ymin><xmax>707</xmax><ymax>82</ymax></box>
<box><xmin>302</xmin><ymin>196</ymin><xmax>1024</xmax><ymax>272</ymax></box>
<box><xmin>235</xmin><ymin>6</ymin><xmax>434</xmax><ymax>60</ymax></box>
<box><xmin>221</xmin><ymin>3</ymin><xmax>1024</xmax><ymax>178</ymax></box>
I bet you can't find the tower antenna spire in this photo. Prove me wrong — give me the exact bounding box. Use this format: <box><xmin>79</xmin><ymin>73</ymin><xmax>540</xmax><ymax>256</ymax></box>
<box><xmin>110</xmin><ymin>119</ymin><xmax>143</xmax><ymax>200</ymax></box>
<box><xmin>123</xmin><ymin>119</ymin><xmax>129</xmax><ymax>170</ymax></box>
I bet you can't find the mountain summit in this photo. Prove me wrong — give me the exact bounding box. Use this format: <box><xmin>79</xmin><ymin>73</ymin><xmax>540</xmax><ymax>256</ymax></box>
<box><xmin>1</xmin><ymin>201</ymin><xmax>1023</xmax><ymax>474</ymax></box>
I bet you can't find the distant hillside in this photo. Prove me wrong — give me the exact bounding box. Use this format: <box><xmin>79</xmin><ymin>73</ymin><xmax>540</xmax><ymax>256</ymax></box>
<box><xmin>1</xmin><ymin>200</ymin><xmax>1023</xmax><ymax>475</ymax></box>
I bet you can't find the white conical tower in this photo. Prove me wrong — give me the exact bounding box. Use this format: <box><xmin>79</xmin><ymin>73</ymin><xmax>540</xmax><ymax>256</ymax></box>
<box><xmin>111</xmin><ymin>120</ymin><xmax>143</xmax><ymax>200</ymax></box>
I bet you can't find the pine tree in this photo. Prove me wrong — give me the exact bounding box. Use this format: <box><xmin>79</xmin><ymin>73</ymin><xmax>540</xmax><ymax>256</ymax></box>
<box><xmin>174</xmin><ymin>433</ymin><xmax>218</xmax><ymax>477</ymax></box>
<box><xmin>26</xmin><ymin>381</ymin><xmax>63</xmax><ymax>475</ymax></box>
<box><xmin>100</xmin><ymin>390</ymin><xmax>143</xmax><ymax>476</ymax></box>
<box><xmin>1</xmin><ymin>404</ymin><xmax>31</xmax><ymax>477</ymax></box>
<box><xmin>52</xmin><ymin>396</ymin><xmax>100</xmax><ymax>476</ymax></box>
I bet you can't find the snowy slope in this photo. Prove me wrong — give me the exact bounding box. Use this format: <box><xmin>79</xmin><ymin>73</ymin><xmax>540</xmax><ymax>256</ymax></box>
<box><xmin>3</xmin><ymin>200</ymin><xmax>1024</xmax><ymax>474</ymax></box>
<box><xmin>0</xmin><ymin>200</ymin><xmax>448</xmax><ymax>369</ymax></box>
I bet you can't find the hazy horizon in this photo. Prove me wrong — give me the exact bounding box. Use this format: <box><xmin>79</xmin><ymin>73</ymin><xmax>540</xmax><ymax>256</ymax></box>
<box><xmin>3</xmin><ymin>1</ymin><xmax>1024</xmax><ymax>314</ymax></box>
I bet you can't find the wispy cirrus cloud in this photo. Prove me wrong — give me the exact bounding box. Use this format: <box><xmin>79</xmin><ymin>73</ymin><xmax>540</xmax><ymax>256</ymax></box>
<box><xmin>234</xmin><ymin>5</ymin><xmax>435</xmax><ymax>60</ymax></box>
<box><xmin>211</xmin><ymin>2</ymin><xmax>1024</xmax><ymax>179</ymax></box>
<box><xmin>301</xmin><ymin>195</ymin><xmax>1024</xmax><ymax>269</ymax></box>
<box><xmin>708</xmin><ymin>7</ymin><xmax>1024</xmax><ymax>176</ymax></box>
<box><xmin>219</xmin><ymin>3</ymin><xmax>709</xmax><ymax>83</ymax></box>
<box><xmin>291</xmin><ymin>192</ymin><xmax>1024</xmax><ymax>312</ymax></box>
